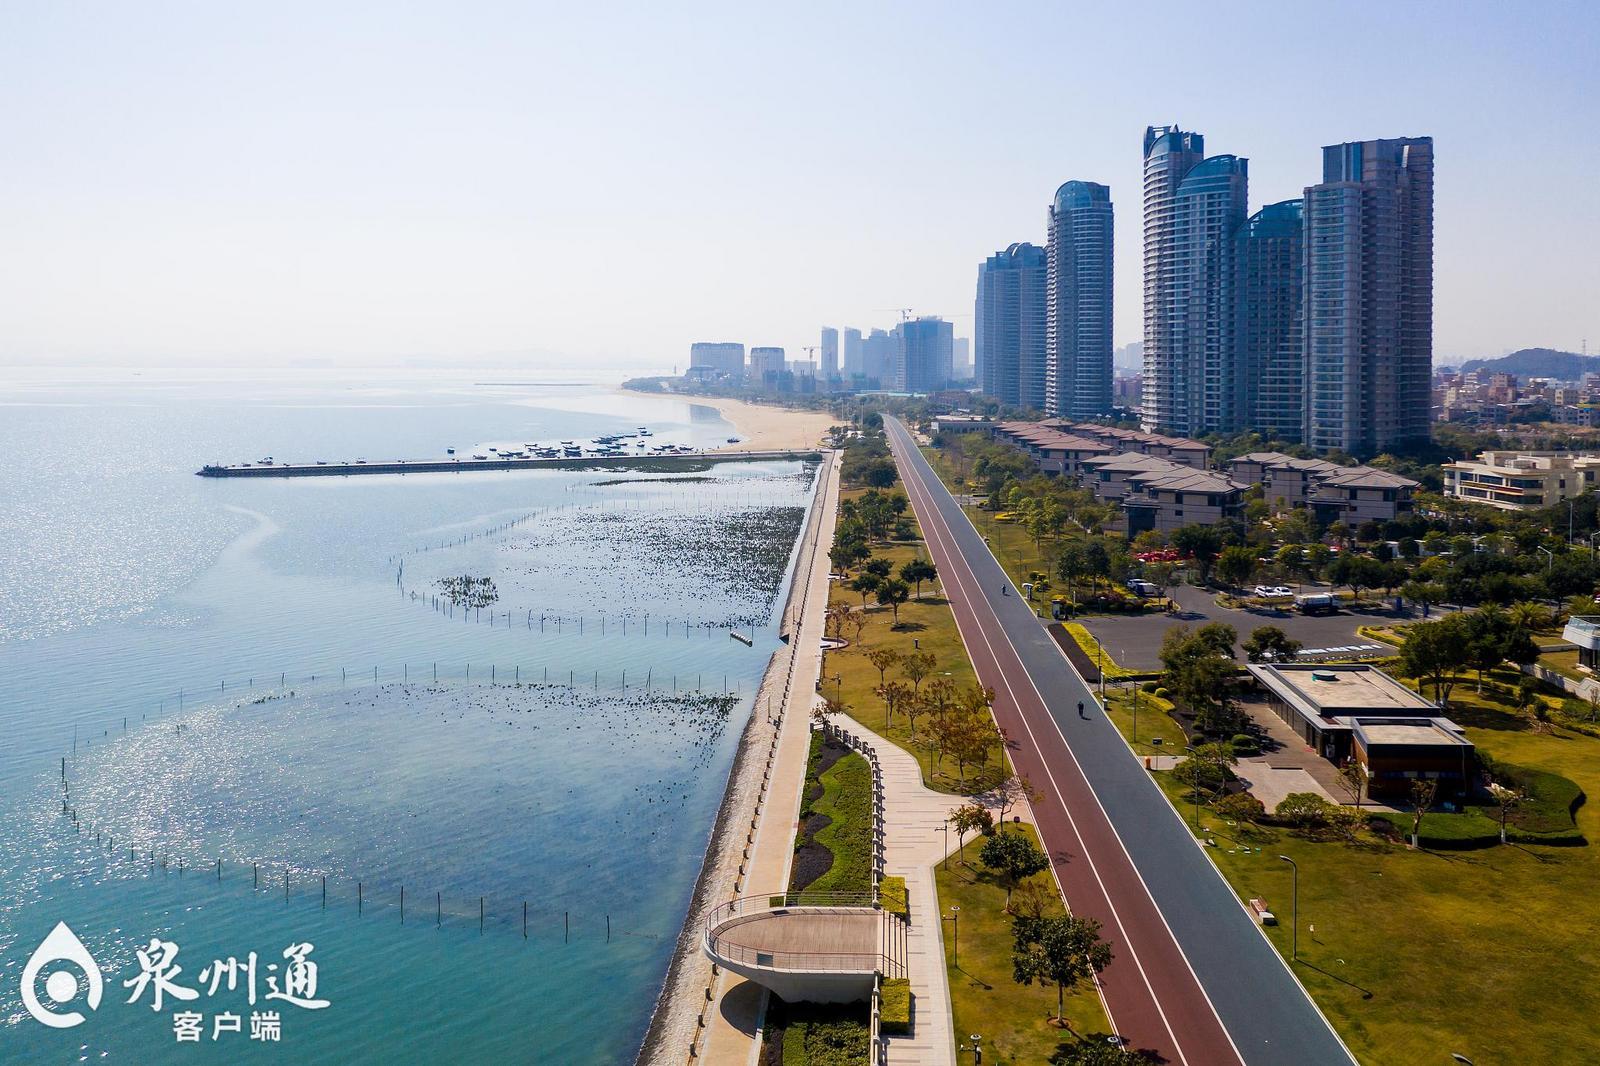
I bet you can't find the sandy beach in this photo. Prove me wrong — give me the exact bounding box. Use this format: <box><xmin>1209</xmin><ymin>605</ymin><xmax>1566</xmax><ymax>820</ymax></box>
<box><xmin>616</xmin><ymin>388</ymin><xmax>835</xmax><ymax>452</ymax></box>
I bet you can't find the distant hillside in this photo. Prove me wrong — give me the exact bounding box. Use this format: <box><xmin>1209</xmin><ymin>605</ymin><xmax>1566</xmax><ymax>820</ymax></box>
<box><xmin>1458</xmin><ymin>348</ymin><xmax>1597</xmax><ymax>381</ymax></box>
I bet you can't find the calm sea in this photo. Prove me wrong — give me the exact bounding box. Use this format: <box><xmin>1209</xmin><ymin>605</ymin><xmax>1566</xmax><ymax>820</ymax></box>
<box><xmin>0</xmin><ymin>368</ymin><xmax>816</xmax><ymax>1064</ymax></box>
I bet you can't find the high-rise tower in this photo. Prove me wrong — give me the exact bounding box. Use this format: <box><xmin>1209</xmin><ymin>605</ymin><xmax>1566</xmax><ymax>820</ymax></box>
<box><xmin>1045</xmin><ymin>181</ymin><xmax>1114</xmax><ymax>418</ymax></box>
<box><xmin>1303</xmin><ymin>137</ymin><xmax>1434</xmax><ymax>453</ymax></box>
<box><xmin>975</xmin><ymin>243</ymin><xmax>1047</xmax><ymax>407</ymax></box>
<box><xmin>1236</xmin><ymin>199</ymin><xmax>1305</xmax><ymax>440</ymax></box>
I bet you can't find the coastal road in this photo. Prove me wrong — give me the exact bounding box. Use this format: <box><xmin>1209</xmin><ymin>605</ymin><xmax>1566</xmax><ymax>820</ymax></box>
<box><xmin>884</xmin><ymin>417</ymin><xmax>1356</xmax><ymax>1066</ymax></box>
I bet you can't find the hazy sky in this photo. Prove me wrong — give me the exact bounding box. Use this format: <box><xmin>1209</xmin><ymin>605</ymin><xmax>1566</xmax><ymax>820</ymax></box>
<box><xmin>2</xmin><ymin>1</ymin><xmax>1596</xmax><ymax>372</ymax></box>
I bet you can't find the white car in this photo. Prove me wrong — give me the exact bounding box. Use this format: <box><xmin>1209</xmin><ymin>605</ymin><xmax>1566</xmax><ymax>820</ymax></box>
<box><xmin>1271</xmin><ymin>585</ymin><xmax>1294</xmax><ymax>597</ymax></box>
<box><xmin>1253</xmin><ymin>585</ymin><xmax>1275</xmax><ymax>597</ymax></box>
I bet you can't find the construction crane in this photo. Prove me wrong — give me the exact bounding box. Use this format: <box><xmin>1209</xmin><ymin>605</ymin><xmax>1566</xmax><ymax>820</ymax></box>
<box><xmin>873</xmin><ymin>307</ymin><xmax>916</xmax><ymax>322</ymax></box>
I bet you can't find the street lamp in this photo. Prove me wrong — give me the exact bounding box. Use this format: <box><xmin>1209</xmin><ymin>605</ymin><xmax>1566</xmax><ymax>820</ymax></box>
<box><xmin>940</xmin><ymin>820</ymin><xmax>951</xmax><ymax>869</ymax></box>
<box><xmin>1278</xmin><ymin>855</ymin><xmax>1299</xmax><ymax>961</ymax></box>
<box><xmin>1092</xmin><ymin>633</ymin><xmax>1106</xmax><ymax>697</ymax></box>
<box><xmin>944</xmin><ymin>906</ymin><xmax>961</xmax><ymax>967</ymax></box>
<box><xmin>1538</xmin><ymin>545</ymin><xmax>1554</xmax><ymax>573</ymax></box>
<box><xmin>831</xmin><ymin>674</ymin><xmax>843</xmax><ymax>705</ymax></box>
<box><xmin>1183</xmin><ymin>745</ymin><xmax>1202</xmax><ymax>830</ymax></box>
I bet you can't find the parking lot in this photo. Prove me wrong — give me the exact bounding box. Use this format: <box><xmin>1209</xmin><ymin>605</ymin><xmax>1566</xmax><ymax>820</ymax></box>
<box><xmin>1075</xmin><ymin>582</ymin><xmax>1422</xmax><ymax>671</ymax></box>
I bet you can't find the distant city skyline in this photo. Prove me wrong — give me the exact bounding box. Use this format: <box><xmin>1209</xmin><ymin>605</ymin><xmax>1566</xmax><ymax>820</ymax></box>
<box><xmin>0</xmin><ymin>3</ymin><xmax>1594</xmax><ymax>369</ymax></box>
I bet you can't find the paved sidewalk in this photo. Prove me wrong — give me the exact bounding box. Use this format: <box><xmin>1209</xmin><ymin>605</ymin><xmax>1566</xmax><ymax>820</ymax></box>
<box><xmin>696</xmin><ymin>451</ymin><xmax>842</xmax><ymax>1065</ymax></box>
<box><xmin>828</xmin><ymin>713</ymin><xmax>963</xmax><ymax>1066</ymax></box>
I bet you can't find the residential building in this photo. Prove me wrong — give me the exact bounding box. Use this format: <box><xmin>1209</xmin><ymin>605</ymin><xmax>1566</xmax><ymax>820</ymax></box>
<box><xmin>989</xmin><ymin>421</ymin><xmax>1111</xmax><ymax>477</ymax></box>
<box><xmin>841</xmin><ymin>327</ymin><xmax>863</xmax><ymax>379</ymax></box>
<box><xmin>1303</xmin><ymin>137</ymin><xmax>1434</xmax><ymax>454</ymax></box>
<box><xmin>689</xmin><ymin>342</ymin><xmax>746</xmax><ymax>376</ymax></box>
<box><xmin>1053</xmin><ymin>422</ymin><xmax>1211</xmax><ymax>468</ymax></box>
<box><xmin>1236</xmin><ymin>200</ymin><xmax>1305</xmax><ymax>440</ymax></box>
<box><xmin>893</xmin><ymin>316</ymin><xmax>954</xmax><ymax>393</ymax></box>
<box><xmin>749</xmin><ymin>346</ymin><xmax>787</xmax><ymax>387</ymax></box>
<box><xmin>953</xmin><ymin>337</ymin><xmax>972</xmax><ymax>381</ymax></box>
<box><xmin>861</xmin><ymin>329</ymin><xmax>896</xmax><ymax>388</ymax></box>
<box><xmin>1141</xmin><ymin>126</ymin><xmax>1248</xmax><ymax>436</ymax></box>
<box><xmin>1045</xmin><ymin>180</ymin><xmax>1114</xmax><ymax>419</ymax></box>
<box><xmin>1226</xmin><ymin>453</ymin><xmax>1419</xmax><ymax>522</ymax></box>
<box><xmin>820</xmin><ymin>327</ymin><xmax>839</xmax><ymax>382</ymax></box>
<box><xmin>1247</xmin><ymin>663</ymin><xmax>1472</xmax><ymax>797</ymax></box>
<box><xmin>1120</xmin><ymin>469</ymin><xmax>1245</xmax><ymax>534</ymax></box>
<box><xmin>1442</xmin><ymin>451</ymin><xmax>1600</xmax><ymax>510</ymax></box>
<box><xmin>1080</xmin><ymin>452</ymin><xmax>1186</xmax><ymax>502</ymax></box>
<box><xmin>975</xmin><ymin>243</ymin><xmax>1047</xmax><ymax>407</ymax></box>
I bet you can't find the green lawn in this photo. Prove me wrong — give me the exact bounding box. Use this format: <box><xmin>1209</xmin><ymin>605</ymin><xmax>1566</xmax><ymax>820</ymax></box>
<box><xmin>935</xmin><ymin>825</ymin><xmax>1113</xmax><ymax>1066</ymax></box>
<box><xmin>825</xmin><ymin>489</ymin><xmax>1008</xmax><ymax>793</ymax></box>
<box><xmin>1141</xmin><ymin>666</ymin><xmax>1600</xmax><ymax>1065</ymax></box>
<box><xmin>1539</xmin><ymin>646</ymin><xmax>1588</xmax><ymax>682</ymax></box>
<box><xmin>1102</xmin><ymin>687</ymin><xmax>1188</xmax><ymax>755</ymax></box>
<box><xmin>792</xmin><ymin>735</ymin><xmax>874</xmax><ymax>897</ymax></box>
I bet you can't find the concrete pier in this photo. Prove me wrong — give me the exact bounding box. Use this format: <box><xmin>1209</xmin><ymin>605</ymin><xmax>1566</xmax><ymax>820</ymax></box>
<box><xmin>196</xmin><ymin>450</ymin><xmax>820</xmax><ymax>478</ymax></box>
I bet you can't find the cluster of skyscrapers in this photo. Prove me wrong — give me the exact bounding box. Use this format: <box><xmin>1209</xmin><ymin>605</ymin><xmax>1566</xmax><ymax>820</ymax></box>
<box><xmin>976</xmin><ymin>126</ymin><xmax>1434</xmax><ymax>454</ymax></box>
<box><xmin>693</xmin><ymin>318</ymin><xmax>965</xmax><ymax>394</ymax></box>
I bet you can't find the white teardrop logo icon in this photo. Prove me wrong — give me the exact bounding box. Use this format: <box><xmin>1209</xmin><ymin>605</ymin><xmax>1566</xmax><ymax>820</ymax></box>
<box><xmin>21</xmin><ymin>921</ymin><xmax>103</xmax><ymax>1028</ymax></box>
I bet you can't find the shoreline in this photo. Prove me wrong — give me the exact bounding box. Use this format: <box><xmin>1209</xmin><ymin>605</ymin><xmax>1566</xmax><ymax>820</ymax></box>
<box><xmin>619</xmin><ymin>385</ymin><xmax>837</xmax><ymax>454</ymax></box>
<box><xmin>635</xmin><ymin>450</ymin><xmax>838</xmax><ymax>1064</ymax></box>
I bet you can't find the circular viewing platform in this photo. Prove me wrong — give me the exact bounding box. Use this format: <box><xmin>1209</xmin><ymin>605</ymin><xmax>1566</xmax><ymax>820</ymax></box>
<box><xmin>703</xmin><ymin>895</ymin><xmax>903</xmax><ymax>1004</ymax></box>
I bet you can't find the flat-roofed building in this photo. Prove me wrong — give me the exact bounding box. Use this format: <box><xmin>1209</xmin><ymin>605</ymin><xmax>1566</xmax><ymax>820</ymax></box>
<box><xmin>690</xmin><ymin>341</ymin><xmax>746</xmax><ymax>376</ymax></box>
<box><xmin>1348</xmin><ymin>718</ymin><xmax>1475</xmax><ymax>800</ymax></box>
<box><xmin>1247</xmin><ymin>664</ymin><xmax>1472</xmax><ymax>797</ymax></box>
<box><xmin>1443</xmin><ymin>451</ymin><xmax>1600</xmax><ymax>511</ymax></box>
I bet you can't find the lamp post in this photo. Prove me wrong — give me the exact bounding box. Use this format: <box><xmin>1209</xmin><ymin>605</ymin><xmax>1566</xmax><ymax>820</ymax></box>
<box><xmin>1183</xmin><ymin>745</ymin><xmax>1201</xmax><ymax>830</ymax></box>
<box><xmin>831</xmin><ymin>674</ymin><xmax>843</xmax><ymax>705</ymax></box>
<box><xmin>944</xmin><ymin>905</ymin><xmax>960</xmax><ymax>966</ymax></box>
<box><xmin>1278</xmin><ymin>854</ymin><xmax>1299</xmax><ymax>961</ymax></box>
<box><xmin>1093</xmin><ymin>633</ymin><xmax>1106</xmax><ymax>697</ymax></box>
<box><xmin>1130</xmin><ymin>676</ymin><xmax>1139</xmax><ymax>748</ymax></box>
<box><xmin>941</xmin><ymin>820</ymin><xmax>950</xmax><ymax>869</ymax></box>
<box><xmin>1538</xmin><ymin>545</ymin><xmax>1553</xmax><ymax>573</ymax></box>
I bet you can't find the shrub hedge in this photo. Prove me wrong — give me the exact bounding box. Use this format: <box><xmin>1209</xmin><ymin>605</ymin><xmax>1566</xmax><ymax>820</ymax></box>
<box><xmin>879</xmin><ymin>875</ymin><xmax>908</xmax><ymax>919</ymax></box>
<box><xmin>879</xmin><ymin>978</ymin><xmax>911</xmax><ymax>1035</ymax></box>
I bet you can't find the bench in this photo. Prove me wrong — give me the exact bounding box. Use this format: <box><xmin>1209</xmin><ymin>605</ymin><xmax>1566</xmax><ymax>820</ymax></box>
<box><xmin>1249</xmin><ymin>898</ymin><xmax>1277</xmax><ymax>926</ymax></box>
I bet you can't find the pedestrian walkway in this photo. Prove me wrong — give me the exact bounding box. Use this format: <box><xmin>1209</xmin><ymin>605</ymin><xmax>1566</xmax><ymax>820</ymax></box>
<box><xmin>694</xmin><ymin>452</ymin><xmax>842</xmax><ymax>1065</ymax></box>
<box><xmin>827</xmin><ymin>713</ymin><xmax>965</xmax><ymax>1066</ymax></box>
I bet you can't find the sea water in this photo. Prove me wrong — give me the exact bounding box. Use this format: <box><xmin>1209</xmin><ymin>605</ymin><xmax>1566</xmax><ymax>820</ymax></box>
<box><xmin>0</xmin><ymin>369</ymin><xmax>816</xmax><ymax>1064</ymax></box>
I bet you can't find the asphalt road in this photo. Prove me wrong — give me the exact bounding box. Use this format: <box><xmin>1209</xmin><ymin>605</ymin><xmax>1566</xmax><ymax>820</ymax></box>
<box><xmin>885</xmin><ymin>417</ymin><xmax>1357</xmax><ymax>1066</ymax></box>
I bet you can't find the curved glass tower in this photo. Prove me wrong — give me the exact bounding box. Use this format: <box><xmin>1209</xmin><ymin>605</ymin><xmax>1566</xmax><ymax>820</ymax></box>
<box><xmin>1236</xmin><ymin>199</ymin><xmax>1305</xmax><ymax>440</ymax></box>
<box><xmin>1045</xmin><ymin>181</ymin><xmax>1114</xmax><ymax>419</ymax></box>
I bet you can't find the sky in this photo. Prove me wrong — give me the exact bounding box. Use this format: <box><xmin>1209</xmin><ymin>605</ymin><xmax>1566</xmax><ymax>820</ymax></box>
<box><xmin>1</xmin><ymin>1</ymin><xmax>1596</xmax><ymax>373</ymax></box>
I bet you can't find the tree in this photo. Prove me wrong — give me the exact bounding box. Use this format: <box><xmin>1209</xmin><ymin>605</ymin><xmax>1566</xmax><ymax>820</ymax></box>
<box><xmin>1338</xmin><ymin>761</ymin><xmax>1366</xmax><ymax>807</ymax></box>
<box><xmin>863</xmin><ymin>556</ymin><xmax>894</xmax><ymax>579</ymax></box>
<box><xmin>1171</xmin><ymin>524</ymin><xmax>1225</xmax><ymax>584</ymax></box>
<box><xmin>1217</xmin><ymin>545</ymin><xmax>1257</xmax><ymax>589</ymax></box>
<box><xmin>900</xmin><ymin>558</ymin><xmax>938</xmax><ymax>599</ymax></box>
<box><xmin>876</xmin><ymin>680</ymin><xmax>912</xmax><ymax>730</ymax></box>
<box><xmin>901</xmin><ymin>650</ymin><xmax>937</xmax><ymax>693</ymax></box>
<box><xmin>1175</xmin><ymin>741</ymin><xmax>1235</xmax><ymax>799</ymax></box>
<box><xmin>850</xmin><ymin>572</ymin><xmax>881</xmax><ymax>608</ymax></box>
<box><xmin>994</xmin><ymin>773</ymin><xmax>1041</xmax><ymax>830</ymax></box>
<box><xmin>1242</xmin><ymin>625</ymin><xmax>1302</xmax><ymax>664</ymax></box>
<box><xmin>948</xmin><ymin>802</ymin><xmax>994</xmax><ymax>859</ymax></box>
<box><xmin>1011</xmin><ymin>914</ymin><xmax>1113</xmax><ymax>1029</ymax></box>
<box><xmin>948</xmin><ymin>710</ymin><xmax>995</xmax><ymax>787</ymax></box>
<box><xmin>1400</xmin><ymin>580</ymin><xmax>1445</xmax><ymax>615</ymax></box>
<box><xmin>864</xmin><ymin>647</ymin><xmax>902</xmax><ymax>689</ymax></box>
<box><xmin>1409</xmin><ymin>778</ymin><xmax>1439</xmax><ymax>848</ymax></box>
<box><xmin>1160</xmin><ymin>625</ymin><xmax>1241</xmax><ymax>735</ymax></box>
<box><xmin>1397</xmin><ymin>615</ymin><xmax>1471</xmax><ymax>706</ymax></box>
<box><xmin>875</xmin><ymin>578</ymin><xmax>910</xmax><ymax>623</ymax></box>
<box><xmin>981</xmin><ymin>831</ymin><xmax>1049</xmax><ymax>910</ymax></box>
<box><xmin>1508</xmin><ymin>600</ymin><xmax>1554</xmax><ymax>632</ymax></box>
<box><xmin>1275</xmin><ymin>792</ymin><xmax>1334</xmax><ymax>833</ymax></box>
<box><xmin>1487</xmin><ymin>782</ymin><xmax>1521</xmax><ymax>844</ymax></box>
<box><xmin>829</xmin><ymin>539</ymin><xmax>870</xmax><ymax>574</ymax></box>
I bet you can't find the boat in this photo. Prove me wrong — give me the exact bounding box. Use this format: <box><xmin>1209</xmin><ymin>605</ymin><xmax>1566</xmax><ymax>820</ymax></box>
<box><xmin>726</xmin><ymin>437</ymin><xmax>740</xmax><ymax>443</ymax></box>
<box><xmin>446</xmin><ymin>448</ymin><xmax>455</xmax><ymax>454</ymax></box>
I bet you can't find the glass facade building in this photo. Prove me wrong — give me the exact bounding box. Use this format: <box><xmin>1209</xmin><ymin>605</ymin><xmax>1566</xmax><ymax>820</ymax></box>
<box><xmin>1304</xmin><ymin>137</ymin><xmax>1434</xmax><ymax>454</ymax></box>
<box><xmin>1045</xmin><ymin>181</ymin><xmax>1114</xmax><ymax>419</ymax></box>
<box><xmin>975</xmin><ymin>242</ymin><xmax>1047</xmax><ymax>407</ymax></box>
<box><xmin>1236</xmin><ymin>199</ymin><xmax>1305</xmax><ymax>440</ymax></box>
<box><xmin>892</xmin><ymin>317</ymin><xmax>954</xmax><ymax>393</ymax></box>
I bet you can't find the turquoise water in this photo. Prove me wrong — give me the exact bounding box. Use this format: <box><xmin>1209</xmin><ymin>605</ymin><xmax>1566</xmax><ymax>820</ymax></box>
<box><xmin>0</xmin><ymin>370</ymin><xmax>816</xmax><ymax>1064</ymax></box>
